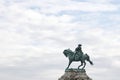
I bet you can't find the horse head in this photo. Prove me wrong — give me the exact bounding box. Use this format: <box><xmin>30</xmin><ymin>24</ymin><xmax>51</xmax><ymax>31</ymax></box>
<box><xmin>63</xmin><ymin>50</ymin><xmax>68</xmax><ymax>57</ymax></box>
<box><xmin>63</xmin><ymin>49</ymin><xmax>74</xmax><ymax>57</ymax></box>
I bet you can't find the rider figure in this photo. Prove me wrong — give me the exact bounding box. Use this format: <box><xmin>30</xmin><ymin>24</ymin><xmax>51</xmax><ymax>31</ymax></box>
<box><xmin>74</xmin><ymin>44</ymin><xmax>83</xmax><ymax>59</ymax></box>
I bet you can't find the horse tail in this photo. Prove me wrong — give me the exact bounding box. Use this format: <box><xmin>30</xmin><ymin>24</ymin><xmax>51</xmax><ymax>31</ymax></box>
<box><xmin>85</xmin><ymin>54</ymin><xmax>93</xmax><ymax>65</ymax></box>
<box><xmin>89</xmin><ymin>61</ymin><xmax>93</xmax><ymax>65</ymax></box>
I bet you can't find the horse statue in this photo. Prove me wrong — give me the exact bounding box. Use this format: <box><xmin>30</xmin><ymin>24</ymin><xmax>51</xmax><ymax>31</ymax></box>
<box><xmin>63</xmin><ymin>49</ymin><xmax>93</xmax><ymax>70</ymax></box>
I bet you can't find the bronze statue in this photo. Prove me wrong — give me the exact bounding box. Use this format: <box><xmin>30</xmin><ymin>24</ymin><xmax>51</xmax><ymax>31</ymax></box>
<box><xmin>63</xmin><ymin>44</ymin><xmax>93</xmax><ymax>70</ymax></box>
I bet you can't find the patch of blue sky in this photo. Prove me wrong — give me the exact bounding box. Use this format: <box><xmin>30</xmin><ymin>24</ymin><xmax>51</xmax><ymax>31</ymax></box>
<box><xmin>5</xmin><ymin>0</ymin><xmax>25</xmax><ymax>3</ymax></box>
<box><xmin>57</xmin><ymin>11</ymin><xmax>93</xmax><ymax>22</ymax></box>
<box><xmin>4</xmin><ymin>0</ymin><xmax>26</xmax><ymax>4</ymax></box>
<box><xmin>97</xmin><ymin>12</ymin><xmax>120</xmax><ymax>26</ymax></box>
<box><xmin>107</xmin><ymin>0</ymin><xmax>120</xmax><ymax>4</ymax></box>
<box><xmin>60</xmin><ymin>11</ymin><xmax>100</xmax><ymax>24</ymax></box>
<box><xmin>58</xmin><ymin>10</ymin><xmax>89</xmax><ymax>16</ymax></box>
<box><xmin>29</xmin><ymin>6</ymin><xmax>41</xmax><ymax>11</ymax></box>
<box><xmin>73</xmin><ymin>0</ymin><xmax>120</xmax><ymax>4</ymax></box>
<box><xmin>2</xmin><ymin>0</ymin><xmax>25</xmax><ymax>6</ymax></box>
<box><xmin>71</xmin><ymin>0</ymin><xmax>87</xmax><ymax>2</ymax></box>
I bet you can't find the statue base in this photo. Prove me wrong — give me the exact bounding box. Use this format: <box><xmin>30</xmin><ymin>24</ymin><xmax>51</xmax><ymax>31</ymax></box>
<box><xmin>58</xmin><ymin>69</ymin><xmax>92</xmax><ymax>80</ymax></box>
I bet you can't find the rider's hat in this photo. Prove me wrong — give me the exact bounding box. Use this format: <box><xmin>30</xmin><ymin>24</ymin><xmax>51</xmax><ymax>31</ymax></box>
<box><xmin>78</xmin><ymin>44</ymin><xmax>82</xmax><ymax>46</ymax></box>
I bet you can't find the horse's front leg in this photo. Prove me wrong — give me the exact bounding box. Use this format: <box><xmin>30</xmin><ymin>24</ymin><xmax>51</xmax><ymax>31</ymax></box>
<box><xmin>78</xmin><ymin>61</ymin><xmax>83</xmax><ymax>69</ymax></box>
<box><xmin>66</xmin><ymin>60</ymin><xmax>72</xmax><ymax>70</ymax></box>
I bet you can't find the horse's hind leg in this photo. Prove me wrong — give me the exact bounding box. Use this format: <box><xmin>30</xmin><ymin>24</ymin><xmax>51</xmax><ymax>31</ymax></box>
<box><xmin>82</xmin><ymin>62</ymin><xmax>86</xmax><ymax>69</ymax></box>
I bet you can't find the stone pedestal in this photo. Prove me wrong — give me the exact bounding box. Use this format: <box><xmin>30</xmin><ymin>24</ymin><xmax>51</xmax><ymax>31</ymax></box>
<box><xmin>58</xmin><ymin>69</ymin><xmax>92</xmax><ymax>80</ymax></box>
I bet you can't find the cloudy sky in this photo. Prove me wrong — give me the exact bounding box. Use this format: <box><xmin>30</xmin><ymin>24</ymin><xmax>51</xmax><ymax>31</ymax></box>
<box><xmin>0</xmin><ymin>0</ymin><xmax>120</xmax><ymax>80</ymax></box>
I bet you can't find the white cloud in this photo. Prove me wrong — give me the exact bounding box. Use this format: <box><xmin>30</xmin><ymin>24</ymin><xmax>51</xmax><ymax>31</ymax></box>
<box><xmin>2</xmin><ymin>0</ymin><xmax>118</xmax><ymax>14</ymax></box>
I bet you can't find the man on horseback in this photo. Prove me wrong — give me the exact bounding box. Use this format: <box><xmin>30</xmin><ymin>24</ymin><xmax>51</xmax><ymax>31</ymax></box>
<box><xmin>63</xmin><ymin>44</ymin><xmax>93</xmax><ymax>70</ymax></box>
<box><xmin>74</xmin><ymin>44</ymin><xmax>84</xmax><ymax>60</ymax></box>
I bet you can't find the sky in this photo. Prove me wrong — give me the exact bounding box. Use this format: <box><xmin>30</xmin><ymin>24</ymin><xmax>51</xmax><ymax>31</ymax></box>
<box><xmin>0</xmin><ymin>0</ymin><xmax>120</xmax><ymax>80</ymax></box>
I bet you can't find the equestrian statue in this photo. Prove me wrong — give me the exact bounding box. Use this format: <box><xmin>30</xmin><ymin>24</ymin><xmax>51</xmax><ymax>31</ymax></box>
<box><xmin>63</xmin><ymin>44</ymin><xmax>93</xmax><ymax>70</ymax></box>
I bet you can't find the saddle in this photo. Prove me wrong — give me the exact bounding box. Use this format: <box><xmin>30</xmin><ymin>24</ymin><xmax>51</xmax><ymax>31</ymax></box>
<box><xmin>74</xmin><ymin>52</ymin><xmax>83</xmax><ymax>60</ymax></box>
